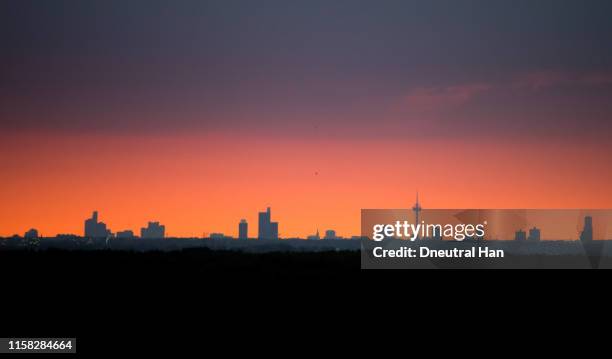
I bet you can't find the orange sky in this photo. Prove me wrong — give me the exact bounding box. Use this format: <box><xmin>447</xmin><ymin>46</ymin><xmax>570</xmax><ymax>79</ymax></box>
<box><xmin>1</xmin><ymin>131</ymin><xmax>611</xmax><ymax>238</ymax></box>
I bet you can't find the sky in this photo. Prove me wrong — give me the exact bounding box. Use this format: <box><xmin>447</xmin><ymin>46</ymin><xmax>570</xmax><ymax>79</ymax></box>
<box><xmin>1</xmin><ymin>0</ymin><xmax>612</xmax><ymax>237</ymax></box>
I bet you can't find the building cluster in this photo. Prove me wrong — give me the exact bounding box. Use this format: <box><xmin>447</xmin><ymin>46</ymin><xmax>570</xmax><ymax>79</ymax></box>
<box><xmin>18</xmin><ymin>206</ymin><xmax>335</xmax><ymax>241</ymax></box>
<box><xmin>206</xmin><ymin>208</ymin><xmax>345</xmax><ymax>241</ymax></box>
<box><xmin>10</xmin><ymin>198</ymin><xmax>598</xmax><ymax>242</ymax></box>
<box><xmin>84</xmin><ymin>211</ymin><xmax>111</xmax><ymax>238</ymax></box>
<box><xmin>514</xmin><ymin>227</ymin><xmax>541</xmax><ymax>241</ymax></box>
<box><xmin>141</xmin><ymin>222</ymin><xmax>165</xmax><ymax>239</ymax></box>
<box><xmin>83</xmin><ymin>211</ymin><xmax>166</xmax><ymax>239</ymax></box>
<box><xmin>258</xmin><ymin>207</ymin><xmax>279</xmax><ymax>240</ymax></box>
<box><xmin>514</xmin><ymin>216</ymin><xmax>594</xmax><ymax>242</ymax></box>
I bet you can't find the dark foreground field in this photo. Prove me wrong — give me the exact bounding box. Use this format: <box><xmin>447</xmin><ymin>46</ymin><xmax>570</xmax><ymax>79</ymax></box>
<box><xmin>0</xmin><ymin>248</ymin><xmax>606</xmax><ymax>355</ymax></box>
<box><xmin>0</xmin><ymin>248</ymin><xmax>360</xmax><ymax>280</ymax></box>
<box><xmin>1</xmin><ymin>248</ymin><xmax>361</xmax><ymax>347</ymax></box>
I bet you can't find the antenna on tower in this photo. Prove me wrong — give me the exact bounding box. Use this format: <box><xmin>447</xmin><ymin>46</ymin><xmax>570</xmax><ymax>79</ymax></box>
<box><xmin>412</xmin><ymin>191</ymin><xmax>422</xmax><ymax>239</ymax></box>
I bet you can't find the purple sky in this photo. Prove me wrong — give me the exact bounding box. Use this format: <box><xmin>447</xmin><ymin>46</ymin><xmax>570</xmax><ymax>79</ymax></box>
<box><xmin>1</xmin><ymin>0</ymin><xmax>612</xmax><ymax>142</ymax></box>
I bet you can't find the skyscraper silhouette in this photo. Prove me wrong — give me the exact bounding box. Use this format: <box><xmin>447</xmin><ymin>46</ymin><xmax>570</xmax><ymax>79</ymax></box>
<box><xmin>258</xmin><ymin>207</ymin><xmax>278</xmax><ymax>240</ymax></box>
<box><xmin>239</xmin><ymin>219</ymin><xmax>248</xmax><ymax>239</ymax></box>
<box><xmin>580</xmin><ymin>216</ymin><xmax>593</xmax><ymax>242</ymax></box>
<box><xmin>258</xmin><ymin>207</ymin><xmax>269</xmax><ymax>239</ymax></box>
<box><xmin>84</xmin><ymin>211</ymin><xmax>111</xmax><ymax>238</ymax></box>
<box><xmin>528</xmin><ymin>227</ymin><xmax>541</xmax><ymax>241</ymax></box>
<box><xmin>514</xmin><ymin>229</ymin><xmax>527</xmax><ymax>241</ymax></box>
<box><xmin>412</xmin><ymin>192</ymin><xmax>422</xmax><ymax>239</ymax></box>
<box><xmin>412</xmin><ymin>192</ymin><xmax>422</xmax><ymax>223</ymax></box>
<box><xmin>270</xmin><ymin>222</ymin><xmax>278</xmax><ymax>239</ymax></box>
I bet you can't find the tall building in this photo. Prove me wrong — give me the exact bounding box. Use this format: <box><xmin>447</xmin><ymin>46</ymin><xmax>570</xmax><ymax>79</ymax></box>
<box><xmin>270</xmin><ymin>222</ymin><xmax>278</xmax><ymax>239</ymax></box>
<box><xmin>528</xmin><ymin>227</ymin><xmax>541</xmax><ymax>241</ymax></box>
<box><xmin>412</xmin><ymin>192</ymin><xmax>422</xmax><ymax>239</ymax></box>
<box><xmin>84</xmin><ymin>211</ymin><xmax>111</xmax><ymax>238</ymax></box>
<box><xmin>24</xmin><ymin>228</ymin><xmax>39</xmax><ymax>239</ymax></box>
<box><xmin>580</xmin><ymin>216</ymin><xmax>593</xmax><ymax>242</ymax></box>
<box><xmin>141</xmin><ymin>222</ymin><xmax>165</xmax><ymax>239</ymax></box>
<box><xmin>258</xmin><ymin>207</ymin><xmax>279</xmax><ymax>240</ymax></box>
<box><xmin>239</xmin><ymin>219</ymin><xmax>248</xmax><ymax>239</ymax></box>
<box><xmin>514</xmin><ymin>229</ymin><xmax>527</xmax><ymax>241</ymax></box>
<box><xmin>258</xmin><ymin>207</ymin><xmax>270</xmax><ymax>239</ymax></box>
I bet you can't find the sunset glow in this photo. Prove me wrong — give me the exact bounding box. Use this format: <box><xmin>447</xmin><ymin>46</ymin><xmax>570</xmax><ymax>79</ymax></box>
<box><xmin>2</xmin><ymin>1</ymin><xmax>612</xmax><ymax>238</ymax></box>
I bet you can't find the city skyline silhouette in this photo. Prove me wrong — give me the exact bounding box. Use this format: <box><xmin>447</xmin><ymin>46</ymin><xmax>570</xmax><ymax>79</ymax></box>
<box><xmin>5</xmin><ymin>206</ymin><xmax>610</xmax><ymax>242</ymax></box>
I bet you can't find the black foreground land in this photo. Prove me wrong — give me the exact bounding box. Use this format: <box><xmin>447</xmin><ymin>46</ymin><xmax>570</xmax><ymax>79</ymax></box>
<box><xmin>0</xmin><ymin>248</ymin><xmax>359</xmax><ymax>280</ymax></box>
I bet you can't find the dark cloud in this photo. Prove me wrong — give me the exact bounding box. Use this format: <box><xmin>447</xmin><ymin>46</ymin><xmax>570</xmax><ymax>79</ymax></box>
<box><xmin>1</xmin><ymin>0</ymin><xmax>612</xmax><ymax>138</ymax></box>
